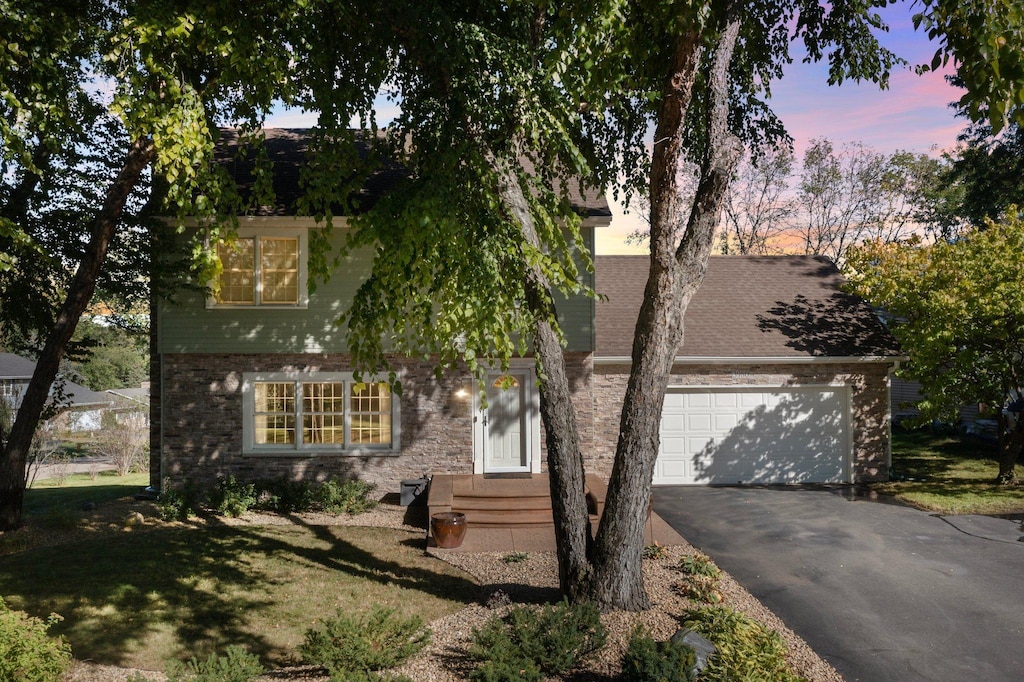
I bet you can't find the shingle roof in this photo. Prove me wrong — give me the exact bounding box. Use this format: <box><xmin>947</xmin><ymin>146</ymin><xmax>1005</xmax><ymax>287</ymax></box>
<box><xmin>216</xmin><ymin>128</ymin><xmax>611</xmax><ymax>218</ymax></box>
<box><xmin>0</xmin><ymin>353</ymin><xmax>113</xmax><ymax>407</ymax></box>
<box><xmin>0</xmin><ymin>353</ymin><xmax>37</xmax><ymax>379</ymax></box>
<box><xmin>595</xmin><ymin>255</ymin><xmax>902</xmax><ymax>359</ymax></box>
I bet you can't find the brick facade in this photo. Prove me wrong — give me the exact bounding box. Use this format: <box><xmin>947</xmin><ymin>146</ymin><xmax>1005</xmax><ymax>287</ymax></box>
<box><xmin>158</xmin><ymin>352</ymin><xmax>594</xmax><ymax>492</ymax></box>
<box><xmin>158</xmin><ymin>353</ymin><xmax>891</xmax><ymax>491</ymax></box>
<box><xmin>590</xmin><ymin>362</ymin><xmax>892</xmax><ymax>483</ymax></box>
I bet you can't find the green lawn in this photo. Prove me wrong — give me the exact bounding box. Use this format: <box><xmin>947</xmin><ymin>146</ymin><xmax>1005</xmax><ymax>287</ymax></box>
<box><xmin>0</xmin><ymin>482</ymin><xmax>477</xmax><ymax>672</ymax></box>
<box><xmin>25</xmin><ymin>471</ymin><xmax>150</xmax><ymax>518</ymax></box>
<box><xmin>874</xmin><ymin>426</ymin><xmax>1024</xmax><ymax>514</ymax></box>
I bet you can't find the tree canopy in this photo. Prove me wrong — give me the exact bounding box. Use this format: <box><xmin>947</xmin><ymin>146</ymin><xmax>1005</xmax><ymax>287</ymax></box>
<box><xmin>845</xmin><ymin>215</ymin><xmax>1024</xmax><ymax>483</ymax></box>
<box><xmin>0</xmin><ymin>0</ymin><xmax>310</xmax><ymax>529</ymax></box>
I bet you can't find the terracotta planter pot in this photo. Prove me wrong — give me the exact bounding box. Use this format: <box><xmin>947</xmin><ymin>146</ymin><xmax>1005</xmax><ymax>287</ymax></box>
<box><xmin>431</xmin><ymin>511</ymin><xmax>467</xmax><ymax>549</ymax></box>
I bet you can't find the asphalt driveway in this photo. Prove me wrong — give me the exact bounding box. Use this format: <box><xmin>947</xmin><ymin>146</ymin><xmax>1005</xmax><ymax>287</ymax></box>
<box><xmin>652</xmin><ymin>486</ymin><xmax>1024</xmax><ymax>682</ymax></box>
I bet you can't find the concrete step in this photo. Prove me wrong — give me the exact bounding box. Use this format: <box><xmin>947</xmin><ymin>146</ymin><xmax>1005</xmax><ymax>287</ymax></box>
<box><xmin>458</xmin><ymin>508</ymin><xmax>556</xmax><ymax>527</ymax></box>
<box><xmin>452</xmin><ymin>481</ymin><xmax>551</xmax><ymax>498</ymax></box>
<box><xmin>426</xmin><ymin>473</ymin><xmax>608</xmax><ymax>534</ymax></box>
<box><xmin>453</xmin><ymin>495</ymin><xmax>552</xmax><ymax>511</ymax></box>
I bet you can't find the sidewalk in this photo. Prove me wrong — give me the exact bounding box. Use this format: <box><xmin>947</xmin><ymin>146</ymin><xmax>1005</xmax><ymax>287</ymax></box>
<box><xmin>29</xmin><ymin>456</ymin><xmax>116</xmax><ymax>485</ymax></box>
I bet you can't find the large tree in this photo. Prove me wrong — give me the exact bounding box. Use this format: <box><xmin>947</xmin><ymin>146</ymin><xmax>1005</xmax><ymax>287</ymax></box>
<box><xmin>721</xmin><ymin>144</ymin><xmax>796</xmax><ymax>255</ymax></box>
<box><xmin>350</xmin><ymin>0</ymin><xmax>1022</xmax><ymax>610</ymax></box>
<box><xmin>0</xmin><ymin>0</ymin><xmax>306</xmax><ymax>529</ymax></box>
<box><xmin>320</xmin><ymin>0</ymin><xmax>908</xmax><ymax>609</ymax></box>
<box><xmin>795</xmin><ymin>139</ymin><xmax>938</xmax><ymax>262</ymax></box>
<box><xmin>845</xmin><ymin>215</ymin><xmax>1024</xmax><ymax>484</ymax></box>
<box><xmin>928</xmin><ymin>120</ymin><xmax>1024</xmax><ymax>237</ymax></box>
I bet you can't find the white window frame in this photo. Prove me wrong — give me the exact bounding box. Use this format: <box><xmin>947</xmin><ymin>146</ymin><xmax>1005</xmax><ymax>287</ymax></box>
<box><xmin>207</xmin><ymin>227</ymin><xmax>309</xmax><ymax>309</ymax></box>
<box><xmin>241</xmin><ymin>371</ymin><xmax>401</xmax><ymax>455</ymax></box>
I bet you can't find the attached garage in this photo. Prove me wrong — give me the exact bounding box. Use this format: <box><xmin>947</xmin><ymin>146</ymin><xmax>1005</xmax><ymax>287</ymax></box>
<box><xmin>654</xmin><ymin>386</ymin><xmax>851</xmax><ymax>485</ymax></box>
<box><xmin>594</xmin><ymin>255</ymin><xmax>906</xmax><ymax>485</ymax></box>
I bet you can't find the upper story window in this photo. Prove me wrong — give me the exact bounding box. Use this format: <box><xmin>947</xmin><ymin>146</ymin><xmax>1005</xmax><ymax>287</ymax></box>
<box><xmin>210</xmin><ymin>227</ymin><xmax>308</xmax><ymax>308</ymax></box>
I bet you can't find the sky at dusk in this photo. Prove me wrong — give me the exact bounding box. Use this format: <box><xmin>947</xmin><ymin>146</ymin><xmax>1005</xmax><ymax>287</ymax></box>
<box><xmin>266</xmin><ymin>3</ymin><xmax>971</xmax><ymax>255</ymax></box>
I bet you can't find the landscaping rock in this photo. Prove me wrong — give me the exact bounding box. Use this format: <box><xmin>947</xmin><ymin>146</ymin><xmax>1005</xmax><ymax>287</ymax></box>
<box><xmin>671</xmin><ymin>628</ymin><xmax>717</xmax><ymax>674</ymax></box>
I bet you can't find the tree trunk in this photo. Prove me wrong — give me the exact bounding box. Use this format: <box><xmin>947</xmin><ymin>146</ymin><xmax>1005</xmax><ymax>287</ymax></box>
<box><xmin>0</xmin><ymin>136</ymin><xmax>155</xmax><ymax>530</ymax></box>
<box><xmin>997</xmin><ymin>411</ymin><xmax>1023</xmax><ymax>485</ymax></box>
<box><xmin>590</xmin><ymin>11</ymin><xmax>743</xmax><ymax>610</ymax></box>
<box><xmin>492</xmin><ymin>154</ymin><xmax>594</xmax><ymax>599</ymax></box>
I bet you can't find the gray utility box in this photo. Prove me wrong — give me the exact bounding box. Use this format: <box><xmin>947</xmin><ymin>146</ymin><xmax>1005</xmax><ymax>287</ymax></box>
<box><xmin>400</xmin><ymin>478</ymin><xmax>429</xmax><ymax>506</ymax></box>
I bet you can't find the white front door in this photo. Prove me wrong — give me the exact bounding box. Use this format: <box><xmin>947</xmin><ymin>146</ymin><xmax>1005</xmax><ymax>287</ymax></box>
<box><xmin>482</xmin><ymin>370</ymin><xmax>531</xmax><ymax>472</ymax></box>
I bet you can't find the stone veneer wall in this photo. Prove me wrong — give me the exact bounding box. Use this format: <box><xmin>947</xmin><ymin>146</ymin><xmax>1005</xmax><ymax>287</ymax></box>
<box><xmin>158</xmin><ymin>352</ymin><xmax>594</xmax><ymax>492</ymax></box>
<box><xmin>589</xmin><ymin>362</ymin><xmax>893</xmax><ymax>483</ymax></box>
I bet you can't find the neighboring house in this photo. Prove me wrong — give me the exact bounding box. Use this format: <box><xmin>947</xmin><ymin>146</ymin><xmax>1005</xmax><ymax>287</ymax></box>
<box><xmin>107</xmin><ymin>385</ymin><xmax>151</xmax><ymax>426</ymax></box>
<box><xmin>0</xmin><ymin>352</ymin><xmax>115</xmax><ymax>431</ymax></box>
<box><xmin>0</xmin><ymin>352</ymin><xmax>36</xmax><ymax>410</ymax></box>
<box><xmin>151</xmin><ymin>129</ymin><xmax>903</xmax><ymax>493</ymax></box>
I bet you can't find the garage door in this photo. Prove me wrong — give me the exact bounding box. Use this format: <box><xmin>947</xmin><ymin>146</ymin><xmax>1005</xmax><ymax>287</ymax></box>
<box><xmin>654</xmin><ymin>386</ymin><xmax>850</xmax><ymax>485</ymax></box>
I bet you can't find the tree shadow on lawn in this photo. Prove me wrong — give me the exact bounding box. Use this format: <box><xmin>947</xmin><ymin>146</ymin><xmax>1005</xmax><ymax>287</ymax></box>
<box><xmin>23</xmin><ymin>478</ymin><xmax>148</xmax><ymax>518</ymax></box>
<box><xmin>890</xmin><ymin>426</ymin><xmax>1001</xmax><ymax>482</ymax></box>
<box><xmin>0</xmin><ymin>521</ymin><xmax>478</xmax><ymax>670</ymax></box>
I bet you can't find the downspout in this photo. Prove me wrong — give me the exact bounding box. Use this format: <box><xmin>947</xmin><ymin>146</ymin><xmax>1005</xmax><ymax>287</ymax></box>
<box><xmin>886</xmin><ymin>360</ymin><xmax>901</xmax><ymax>479</ymax></box>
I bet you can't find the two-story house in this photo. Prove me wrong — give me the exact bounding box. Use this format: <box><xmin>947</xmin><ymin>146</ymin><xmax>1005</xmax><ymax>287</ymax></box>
<box><xmin>150</xmin><ymin>129</ymin><xmax>902</xmax><ymax>494</ymax></box>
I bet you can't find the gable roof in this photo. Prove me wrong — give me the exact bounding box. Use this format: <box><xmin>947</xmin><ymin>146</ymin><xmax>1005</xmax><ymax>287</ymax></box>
<box><xmin>0</xmin><ymin>353</ymin><xmax>37</xmax><ymax>379</ymax></box>
<box><xmin>0</xmin><ymin>353</ymin><xmax>113</xmax><ymax>408</ymax></box>
<box><xmin>595</xmin><ymin>255</ymin><xmax>902</xmax><ymax>360</ymax></box>
<box><xmin>215</xmin><ymin>128</ymin><xmax>611</xmax><ymax>219</ymax></box>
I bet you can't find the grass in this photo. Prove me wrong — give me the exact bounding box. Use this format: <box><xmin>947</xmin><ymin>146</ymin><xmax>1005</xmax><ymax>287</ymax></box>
<box><xmin>0</xmin><ymin>481</ymin><xmax>476</xmax><ymax>672</ymax></box>
<box><xmin>24</xmin><ymin>471</ymin><xmax>150</xmax><ymax>518</ymax></box>
<box><xmin>873</xmin><ymin>426</ymin><xmax>1024</xmax><ymax>515</ymax></box>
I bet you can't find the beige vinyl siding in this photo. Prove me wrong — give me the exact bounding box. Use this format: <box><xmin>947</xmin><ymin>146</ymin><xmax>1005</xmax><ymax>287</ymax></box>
<box><xmin>159</xmin><ymin>224</ymin><xmax>597</xmax><ymax>354</ymax></box>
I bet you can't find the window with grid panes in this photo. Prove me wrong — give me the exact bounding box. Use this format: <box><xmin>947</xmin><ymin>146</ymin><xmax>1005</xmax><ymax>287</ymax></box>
<box><xmin>260</xmin><ymin>237</ymin><xmax>299</xmax><ymax>303</ymax></box>
<box><xmin>350</xmin><ymin>382</ymin><xmax>392</xmax><ymax>446</ymax></box>
<box><xmin>211</xmin><ymin>228</ymin><xmax>306</xmax><ymax>307</ymax></box>
<box><xmin>244</xmin><ymin>373</ymin><xmax>397</xmax><ymax>452</ymax></box>
<box><xmin>303</xmin><ymin>382</ymin><xmax>346</xmax><ymax>445</ymax></box>
<box><xmin>216</xmin><ymin>239</ymin><xmax>256</xmax><ymax>304</ymax></box>
<box><xmin>253</xmin><ymin>382</ymin><xmax>295</xmax><ymax>444</ymax></box>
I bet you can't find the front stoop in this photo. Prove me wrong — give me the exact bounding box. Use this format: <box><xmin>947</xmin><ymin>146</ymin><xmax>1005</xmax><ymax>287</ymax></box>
<box><xmin>427</xmin><ymin>473</ymin><xmax>604</xmax><ymax>528</ymax></box>
<box><xmin>425</xmin><ymin>473</ymin><xmax>685</xmax><ymax>553</ymax></box>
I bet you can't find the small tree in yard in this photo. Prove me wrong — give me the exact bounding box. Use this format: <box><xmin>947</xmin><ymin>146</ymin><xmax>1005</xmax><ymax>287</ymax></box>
<box><xmin>24</xmin><ymin>414</ymin><xmax>70</xmax><ymax>488</ymax></box>
<box><xmin>94</xmin><ymin>411</ymin><xmax>149</xmax><ymax>476</ymax></box>
<box><xmin>845</xmin><ymin>212</ymin><xmax>1024</xmax><ymax>484</ymax></box>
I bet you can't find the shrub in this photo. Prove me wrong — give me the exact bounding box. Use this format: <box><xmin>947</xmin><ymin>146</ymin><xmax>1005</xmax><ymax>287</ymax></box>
<box><xmin>158</xmin><ymin>479</ymin><xmax>203</xmax><ymax>521</ymax></box>
<box><xmin>469</xmin><ymin>656</ymin><xmax>542</xmax><ymax>682</ymax></box>
<box><xmin>469</xmin><ymin>599</ymin><xmax>606</xmax><ymax>677</ymax></box>
<box><xmin>502</xmin><ymin>551</ymin><xmax>528</xmax><ymax>564</ymax></box>
<box><xmin>679</xmin><ymin>553</ymin><xmax>721</xmax><ymax>579</ymax></box>
<box><xmin>165</xmin><ymin>645</ymin><xmax>264</xmax><ymax>682</ymax></box>
<box><xmin>678</xmin><ymin>575</ymin><xmax>723</xmax><ymax>605</ymax></box>
<box><xmin>0</xmin><ymin>597</ymin><xmax>72</xmax><ymax>682</ymax></box>
<box><xmin>210</xmin><ymin>476</ymin><xmax>258</xmax><ymax>517</ymax></box>
<box><xmin>683</xmin><ymin>606</ymin><xmax>807</xmax><ymax>682</ymax></box>
<box><xmin>621</xmin><ymin>629</ymin><xmax>696</xmax><ymax>682</ymax></box>
<box><xmin>93</xmin><ymin>411</ymin><xmax>149</xmax><ymax>476</ymax></box>
<box><xmin>255</xmin><ymin>477</ymin><xmax>316</xmax><ymax>513</ymax></box>
<box><xmin>468</xmin><ymin>618</ymin><xmax>542</xmax><ymax>682</ymax></box>
<box><xmin>300</xmin><ymin>606</ymin><xmax>430</xmax><ymax>675</ymax></box>
<box><xmin>317</xmin><ymin>477</ymin><xmax>378</xmax><ymax>515</ymax></box>
<box><xmin>642</xmin><ymin>542</ymin><xmax>668</xmax><ymax>560</ymax></box>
